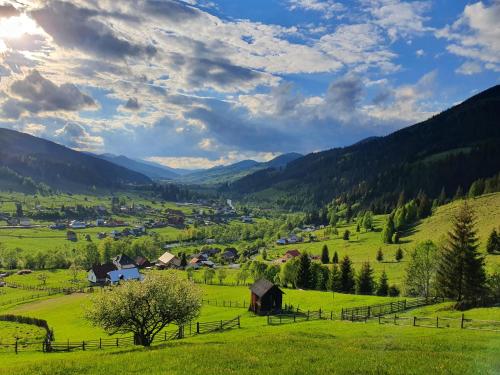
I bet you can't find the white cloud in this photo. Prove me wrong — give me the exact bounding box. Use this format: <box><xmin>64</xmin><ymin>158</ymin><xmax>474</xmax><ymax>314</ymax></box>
<box><xmin>288</xmin><ymin>0</ymin><xmax>345</xmax><ymax>19</ymax></box>
<box><xmin>437</xmin><ymin>1</ymin><xmax>500</xmax><ymax>72</ymax></box>
<box><xmin>455</xmin><ymin>61</ymin><xmax>482</xmax><ymax>75</ymax></box>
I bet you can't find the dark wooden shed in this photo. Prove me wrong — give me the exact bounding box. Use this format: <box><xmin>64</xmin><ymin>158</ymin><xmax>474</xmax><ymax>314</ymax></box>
<box><xmin>249</xmin><ymin>279</ymin><xmax>284</xmax><ymax>315</ymax></box>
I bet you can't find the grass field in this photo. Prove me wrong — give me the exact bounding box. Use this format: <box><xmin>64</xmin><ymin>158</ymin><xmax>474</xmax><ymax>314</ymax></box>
<box><xmin>0</xmin><ymin>317</ymin><xmax>498</xmax><ymax>375</ymax></box>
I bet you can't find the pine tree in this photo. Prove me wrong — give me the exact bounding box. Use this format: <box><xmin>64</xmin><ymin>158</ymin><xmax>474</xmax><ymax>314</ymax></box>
<box><xmin>417</xmin><ymin>191</ymin><xmax>432</xmax><ymax>219</ymax></box>
<box><xmin>436</xmin><ymin>201</ymin><xmax>487</xmax><ymax>308</ymax></box>
<box><xmin>363</xmin><ymin>211</ymin><xmax>373</xmax><ymax>231</ymax></box>
<box><xmin>376</xmin><ymin>248</ymin><xmax>384</xmax><ymax>262</ymax></box>
<box><xmin>296</xmin><ymin>252</ymin><xmax>312</xmax><ymax>289</ymax></box>
<box><xmin>321</xmin><ymin>244</ymin><xmax>329</xmax><ymax>264</ymax></box>
<box><xmin>328</xmin><ymin>264</ymin><xmax>342</xmax><ymax>292</ymax></box>
<box><xmin>343</xmin><ymin>230</ymin><xmax>350</xmax><ymax>241</ymax></box>
<box><xmin>486</xmin><ymin>229</ymin><xmax>499</xmax><ymax>254</ymax></box>
<box><xmin>397</xmin><ymin>191</ymin><xmax>406</xmax><ymax>208</ymax></box>
<box><xmin>438</xmin><ymin>187</ymin><xmax>447</xmax><ymax>206</ymax></box>
<box><xmin>356</xmin><ymin>262</ymin><xmax>375</xmax><ymax>295</ymax></box>
<box><xmin>454</xmin><ymin>185</ymin><xmax>464</xmax><ymax>200</ymax></box>
<box><xmin>180</xmin><ymin>253</ymin><xmax>187</xmax><ymax>268</ymax></box>
<box><xmin>468</xmin><ymin>179</ymin><xmax>485</xmax><ymax>198</ymax></box>
<box><xmin>395</xmin><ymin>247</ymin><xmax>403</xmax><ymax>262</ymax></box>
<box><xmin>382</xmin><ymin>215</ymin><xmax>395</xmax><ymax>244</ymax></box>
<box><xmin>356</xmin><ymin>223</ymin><xmax>360</xmax><ymax>232</ymax></box>
<box><xmin>339</xmin><ymin>256</ymin><xmax>355</xmax><ymax>293</ymax></box>
<box><xmin>377</xmin><ymin>271</ymin><xmax>389</xmax><ymax>296</ymax></box>
<box><xmin>332</xmin><ymin>251</ymin><xmax>339</xmax><ymax>264</ymax></box>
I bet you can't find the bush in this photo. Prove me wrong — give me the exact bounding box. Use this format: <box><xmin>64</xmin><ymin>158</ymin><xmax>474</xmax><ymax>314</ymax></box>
<box><xmin>388</xmin><ymin>285</ymin><xmax>400</xmax><ymax>297</ymax></box>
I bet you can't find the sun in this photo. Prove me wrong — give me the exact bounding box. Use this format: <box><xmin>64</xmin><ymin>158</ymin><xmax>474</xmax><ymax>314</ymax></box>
<box><xmin>0</xmin><ymin>14</ymin><xmax>41</xmax><ymax>52</ymax></box>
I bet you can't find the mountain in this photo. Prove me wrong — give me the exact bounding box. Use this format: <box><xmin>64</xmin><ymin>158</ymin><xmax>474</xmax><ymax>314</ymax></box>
<box><xmin>95</xmin><ymin>154</ymin><xmax>180</xmax><ymax>179</ymax></box>
<box><xmin>229</xmin><ymin>85</ymin><xmax>500</xmax><ymax>211</ymax></box>
<box><xmin>177</xmin><ymin>153</ymin><xmax>302</xmax><ymax>185</ymax></box>
<box><xmin>0</xmin><ymin>128</ymin><xmax>151</xmax><ymax>192</ymax></box>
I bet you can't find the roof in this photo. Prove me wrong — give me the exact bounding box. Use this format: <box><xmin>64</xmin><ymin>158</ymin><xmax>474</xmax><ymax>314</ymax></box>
<box><xmin>135</xmin><ymin>256</ymin><xmax>150</xmax><ymax>266</ymax></box>
<box><xmin>107</xmin><ymin>267</ymin><xmax>141</xmax><ymax>283</ymax></box>
<box><xmin>90</xmin><ymin>263</ymin><xmax>117</xmax><ymax>279</ymax></box>
<box><xmin>285</xmin><ymin>249</ymin><xmax>301</xmax><ymax>257</ymax></box>
<box><xmin>113</xmin><ymin>254</ymin><xmax>135</xmax><ymax>266</ymax></box>
<box><xmin>250</xmin><ymin>279</ymin><xmax>283</xmax><ymax>298</ymax></box>
<box><xmin>158</xmin><ymin>251</ymin><xmax>180</xmax><ymax>265</ymax></box>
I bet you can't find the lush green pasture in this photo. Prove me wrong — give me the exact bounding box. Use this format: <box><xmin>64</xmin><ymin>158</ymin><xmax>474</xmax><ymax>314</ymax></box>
<box><xmin>0</xmin><ymin>321</ymin><xmax>46</xmax><ymax>344</ymax></box>
<box><xmin>0</xmin><ymin>318</ymin><xmax>498</xmax><ymax>375</ymax></box>
<box><xmin>6</xmin><ymin>269</ymin><xmax>88</xmax><ymax>289</ymax></box>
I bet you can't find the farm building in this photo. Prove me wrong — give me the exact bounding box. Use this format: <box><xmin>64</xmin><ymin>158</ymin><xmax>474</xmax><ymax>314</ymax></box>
<box><xmin>249</xmin><ymin>279</ymin><xmax>284</xmax><ymax>315</ymax></box>
<box><xmin>112</xmin><ymin>254</ymin><xmax>136</xmax><ymax>270</ymax></box>
<box><xmin>88</xmin><ymin>263</ymin><xmax>117</xmax><ymax>284</ymax></box>
<box><xmin>106</xmin><ymin>268</ymin><xmax>143</xmax><ymax>284</ymax></box>
<box><xmin>156</xmin><ymin>251</ymin><xmax>182</xmax><ymax>269</ymax></box>
<box><xmin>135</xmin><ymin>256</ymin><xmax>153</xmax><ymax>269</ymax></box>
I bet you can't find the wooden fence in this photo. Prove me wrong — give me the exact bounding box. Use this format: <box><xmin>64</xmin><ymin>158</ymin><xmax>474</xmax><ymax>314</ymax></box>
<box><xmin>0</xmin><ymin>316</ymin><xmax>241</xmax><ymax>354</ymax></box>
<box><xmin>267</xmin><ymin>309</ymin><xmax>339</xmax><ymax>325</ymax></box>
<box><xmin>378</xmin><ymin>313</ymin><xmax>500</xmax><ymax>332</ymax></box>
<box><xmin>5</xmin><ymin>281</ymin><xmax>93</xmax><ymax>295</ymax></box>
<box><xmin>202</xmin><ymin>298</ymin><xmax>249</xmax><ymax>309</ymax></box>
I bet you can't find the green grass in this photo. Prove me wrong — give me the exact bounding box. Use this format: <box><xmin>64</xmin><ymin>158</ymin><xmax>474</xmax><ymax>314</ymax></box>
<box><xmin>6</xmin><ymin>269</ymin><xmax>88</xmax><ymax>289</ymax></box>
<box><xmin>0</xmin><ymin>321</ymin><xmax>46</xmax><ymax>344</ymax></box>
<box><xmin>0</xmin><ymin>318</ymin><xmax>498</xmax><ymax>375</ymax></box>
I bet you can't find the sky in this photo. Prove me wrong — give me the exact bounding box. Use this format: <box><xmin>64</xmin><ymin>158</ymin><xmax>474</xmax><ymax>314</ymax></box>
<box><xmin>0</xmin><ymin>0</ymin><xmax>498</xmax><ymax>169</ymax></box>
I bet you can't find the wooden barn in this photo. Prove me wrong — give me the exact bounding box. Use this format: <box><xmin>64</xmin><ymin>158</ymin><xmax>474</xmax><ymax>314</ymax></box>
<box><xmin>249</xmin><ymin>279</ymin><xmax>284</xmax><ymax>315</ymax></box>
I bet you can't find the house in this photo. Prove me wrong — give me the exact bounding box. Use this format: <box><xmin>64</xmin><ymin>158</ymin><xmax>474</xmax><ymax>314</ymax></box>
<box><xmin>69</xmin><ymin>220</ymin><xmax>86</xmax><ymax>229</ymax></box>
<box><xmin>67</xmin><ymin>230</ymin><xmax>77</xmax><ymax>241</ymax></box>
<box><xmin>95</xmin><ymin>218</ymin><xmax>105</xmax><ymax>226</ymax></box>
<box><xmin>222</xmin><ymin>248</ymin><xmax>238</xmax><ymax>262</ymax></box>
<box><xmin>88</xmin><ymin>263</ymin><xmax>117</xmax><ymax>284</ymax></box>
<box><xmin>112</xmin><ymin>254</ymin><xmax>136</xmax><ymax>270</ymax></box>
<box><xmin>274</xmin><ymin>249</ymin><xmax>301</xmax><ymax>264</ymax></box>
<box><xmin>156</xmin><ymin>251</ymin><xmax>182</xmax><ymax>269</ymax></box>
<box><xmin>276</xmin><ymin>238</ymin><xmax>287</xmax><ymax>245</ymax></box>
<box><xmin>249</xmin><ymin>279</ymin><xmax>284</xmax><ymax>315</ymax></box>
<box><xmin>106</xmin><ymin>268</ymin><xmax>142</xmax><ymax>284</ymax></box>
<box><xmin>50</xmin><ymin>223</ymin><xmax>66</xmax><ymax>230</ymax></box>
<box><xmin>19</xmin><ymin>218</ymin><xmax>31</xmax><ymax>226</ymax></box>
<box><xmin>135</xmin><ymin>256</ymin><xmax>153</xmax><ymax>269</ymax></box>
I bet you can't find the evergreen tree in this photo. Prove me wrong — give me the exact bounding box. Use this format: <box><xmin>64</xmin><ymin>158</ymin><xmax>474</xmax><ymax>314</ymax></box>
<box><xmin>332</xmin><ymin>251</ymin><xmax>339</xmax><ymax>264</ymax></box>
<box><xmin>339</xmin><ymin>256</ymin><xmax>355</xmax><ymax>293</ymax></box>
<box><xmin>363</xmin><ymin>211</ymin><xmax>373</xmax><ymax>231</ymax></box>
<box><xmin>486</xmin><ymin>229</ymin><xmax>499</xmax><ymax>254</ymax></box>
<box><xmin>377</xmin><ymin>271</ymin><xmax>389</xmax><ymax>296</ymax></box>
<box><xmin>454</xmin><ymin>185</ymin><xmax>464</xmax><ymax>200</ymax></box>
<box><xmin>438</xmin><ymin>187</ymin><xmax>447</xmax><ymax>206</ymax></box>
<box><xmin>468</xmin><ymin>179</ymin><xmax>485</xmax><ymax>198</ymax></box>
<box><xmin>388</xmin><ymin>285</ymin><xmax>400</xmax><ymax>297</ymax></box>
<box><xmin>180</xmin><ymin>253</ymin><xmax>187</xmax><ymax>268</ymax></box>
<box><xmin>343</xmin><ymin>230</ymin><xmax>350</xmax><ymax>241</ymax></box>
<box><xmin>356</xmin><ymin>262</ymin><xmax>375</xmax><ymax>295</ymax></box>
<box><xmin>296</xmin><ymin>252</ymin><xmax>312</xmax><ymax>289</ymax></box>
<box><xmin>436</xmin><ymin>201</ymin><xmax>487</xmax><ymax>308</ymax></box>
<box><xmin>382</xmin><ymin>215</ymin><xmax>395</xmax><ymax>244</ymax></box>
<box><xmin>393</xmin><ymin>231</ymin><xmax>400</xmax><ymax>244</ymax></box>
<box><xmin>397</xmin><ymin>191</ymin><xmax>406</xmax><ymax>208</ymax></box>
<box><xmin>321</xmin><ymin>244</ymin><xmax>329</xmax><ymax>264</ymax></box>
<box><xmin>356</xmin><ymin>223</ymin><xmax>360</xmax><ymax>233</ymax></box>
<box><xmin>328</xmin><ymin>264</ymin><xmax>342</xmax><ymax>292</ymax></box>
<box><xmin>395</xmin><ymin>247</ymin><xmax>404</xmax><ymax>262</ymax></box>
<box><xmin>417</xmin><ymin>191</ymin><xmax>432</xmax><ymax>219</ymax></box>
<box><xmin>376</xmin><ymin>248</ymin><xmax>384</xmax><ymax>262</ymax></box>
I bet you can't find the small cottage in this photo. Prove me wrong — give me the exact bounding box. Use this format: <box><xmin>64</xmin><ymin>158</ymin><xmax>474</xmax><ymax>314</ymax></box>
<box><xmin>249</xmin><ymin>279</ymin><xmax>284</xmax><ymax>315</ymax></box>
<box><xmin>88</xmin><ymin>263</ymin><xmax>117</xmax><ymax>284</ymax></box>
<box><xmin>106</xmin><ymin>268</ymin><xmax>142</xmax><ymax>284</ymax></box>
<box><xmin>156</xmin><ymin>251</ymin><xmax>182</xmax><ymax>269</ymax></box>
<box><xmin>112</xmin><ymin>254</ymin><xmax>136</xmax><ymax>270</ymax></box>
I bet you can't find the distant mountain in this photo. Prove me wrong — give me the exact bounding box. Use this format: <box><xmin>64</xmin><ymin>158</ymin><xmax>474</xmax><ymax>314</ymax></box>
<box><xmin>0</xmin><ymin>128</ymin><xmax>151</xmax><ymax>192</ymax></box>
<box><xmin>177</xmin><ymin>153</ymin><xmax>303</xmax><ymax>185</ymax></box>
<box><xmin>229</xmin><ymin>85</ymin><xmax>500</xmax><ymax>211</ymax></box>
<box><xmin>95</xmin><ymin>153</ymin><xmax>180</xmax><ymax>179</ymax></box>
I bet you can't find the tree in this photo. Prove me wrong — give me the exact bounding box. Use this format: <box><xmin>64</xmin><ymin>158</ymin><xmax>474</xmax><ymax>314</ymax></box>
<box><xmin>343</xmin><ymin>230</ymin><xmax>350</xmax><ymax>241</ymax></box>
<box><xmin>83</xmin><ymin>242</ymin><xmax>99</xmax><ymax>269</ymax></box>
<box><xmin>280</xmin><ymin>258</ymin><xmax>299</xmax><ymax>288</ymax></box>
<box><xmin>332</xmin><ymin>251</ymin><xmax>339</xmax><ymax>264</ymax></box>
<box><xmin>328</xmin><ymin>264</ymin><xmax>342</xmax><ymax>292</ymax></box>
<box><xmin>237</xmin><ymin>269</ymin><xmax>249</xmax><ymax>285</ymax></box>
<box><xmin>438</xmin><ymin>187</ymin><xmax>447</xmax><ymax>206</ymax></box>
<box><xmin>395</xmin><ymin>247</ymin><xmax>404</xmax><ymax>262</ymax></box>
<box><xmin>216</xmin><ymin>268</ymin><xmax>227</xmax><ymax>285</ymax></box>
<box><xmin>356</xmin><ymin>262</ymin><xmax>375</xmax><ymax>295</ymax></box>
<box><xmin>99</xmin><ymin>238</ymin><xmax>113</xmax><ymax>263</ymax></box>
<box><xmin>388</xmin><ymin>285</ymin><xmax>400</xmax><ymax>297</ymax></box>
<box><xmin>296</xmin><ymin>252</ymin><xmax>312</xmax><ymax>289</ymax></box>
<box><xmin>69</xmin><ymin>263</ymin><xmax>82</xmax><ymax>285</ymax></box>
<box><xmin>363</xmin><ymin>211</ymin><xmax>373</xmax><ymax>231</ymax></box>
<box><xmin>261</xmin><ymin>249</ymin><xmax>267</xmax><ymax>260</ymax></box>
<box><xmin>339</xmin><ymin>256</ymin><xmax>355</xmax><ymax>293</ymax></box>
<box><xmin>436</xmin><ymin>201</ymin><xmax>487</xmax><ymax>308</ymax></box>
<box><xmin>203</xmin><ymin>267</ymin><xmax>215</xmax><ymax>284</ymax></box>
<box><xmin>486</xmin><ymin>229</ymin><xmax>499</xmax><ymax>254</ymax></box>
<box><xmin>405</xmin><ymin>241</ymin><xmax>437</xmax><ymax>298</ymax></box>
<box><xmin>37</xmin><ymin>273</ymin><xmax>48</xmax><ymax>286</ymax></box>
<box><xmin>321</xmin><ymin>245</ymin><xmax>329</xmax><ymax>264</ymax></box>
<box><xmin>454</xmin><ymin>185</ymin><xmax>464</xmax><ymax>200</ymax></box>
<box><xmin>86</xmin><ymin>273</ymin><xmax>201</xmax><ymax>346</ymax></box>
<box><xmin>468</xmin><ymin>179</ymin><xmax>485</xmax><ymax>198</ymax></box>
<box><xmin>382</xmin><ymin>215</ymin><xmax>395</xmax><ymax>244</ymax></box>
<box><xmin>377</xmin><ymin>271</ymin><xmax>389</xmax><ymax>296</ymax></box>
<box><xmin>356</xmin><ymin>224</ymin><xmax>360</xmax><ymax>233</ymax></box>
<box><xmin>417</xmin><ymin>191</ymin><xmax>432</xmax><ymax>219</ymax></box>
<box><xmin>376</xmin><ymin>248</ymin><xmax>384</xmax><ymax>262</ymax></box>
<box><xmin>180</xmin><ymin>253</ymin><xmax>188</xmax><ymax>268</ymax></box>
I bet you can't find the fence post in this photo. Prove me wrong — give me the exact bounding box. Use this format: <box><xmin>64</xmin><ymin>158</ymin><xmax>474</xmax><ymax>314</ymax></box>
<box><xmin>319</xmin><ymin>308</ymin><xmax>322</xmax><ymax>319</ymax></box>
<box><xmin>341</xmin><ymin>308</ymin><xmax>343</xmax><ymax>320</ymax></box>
<box><xmin>220</xmin><ymin>320</ymin><xmax>223</xmax><ymax>330</ymax></box>
<box><xmin>413</xmin><ymin>316</ymin><xmax>416</xmax><ymax>326</ymax></box>
<box><xmin>330</xmin><ymin>311</ymin><xmax>333</xmax><ymax>320</ymax></box>
<box><xmin>279</xmin><ymin>315</ymin><xmax>282</xmax><ymax>324</ymax></box>
<box><xmin>82</xmin><ymin>341</ymin><xmax>85</xmax><ymax>351</ymax></box>
<box><xmin>197</xmin><ymin>322</ymin><xmax>200</xmax><ymax>334</ymax></box>
<box><xmin>164</xmin><ymin>331</ymin><xmax>167</xmax><ymax>341</ymax></box>
<box><xmin>238</xmin><ymin>316</ymin><xmax>240</xmax><ymax>328</ymax></box>
<box><xmin>394</xmin><ymin>314</ymin><xmax>397</xmax><ymax>325</ymax></box>
<box><xmin>294</xmin><ymin>312</ymin><xmax>296</xmax><ymax>322</ymax></box>
<box><xmin>99</xmin><ymin>338</ymin><xmax>102</xmax><ymax>349</ymax></box>
<box><xmin>116</xmin><ymin>338</ymin><xmax>119</xmax><ymax>347</ymax></box>
<box><xmin>461</xmin><ymin>314</ymin><xmax>465</xmax><ymax>329</ymax></box>
<box><xmin>378</xmin><ymin>315</ymin><xmax>381</xmax><ymax>324</ymax></box>
<box><xmin>436</xmin><ymin>317</ymin><xmax>439</xmax><ymax>328</ymax></box>
<box><xmin>404</xmin><ymin>300</ymin><xmax>407</xmax><ymax>310</ymax></box>
<box><xmin>15</xmin><ymin>338</ymin><xmax>18</xmax><ymax>354</ymax></box>
<box><xmin>367</xmin><ymin>306</ymin><xmax>371</xmax><ymax>318</ymax></box>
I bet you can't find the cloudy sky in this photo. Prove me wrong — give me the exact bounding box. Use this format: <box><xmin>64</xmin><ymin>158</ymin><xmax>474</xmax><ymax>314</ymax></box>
<box><xmin>0</xmin><ymin>0</ymin><xmax>498</xmax><ymax>169</ymax></box>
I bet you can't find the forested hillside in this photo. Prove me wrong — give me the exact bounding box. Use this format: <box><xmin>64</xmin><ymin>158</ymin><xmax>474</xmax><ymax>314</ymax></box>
<box><xmin>0</xmin><ymin>128</ymin><xmax>151</xmax><ymax>192</ymax></box>
<box><xmin>229</xmin><ymin>85</ymin><xmax>500</xmax><ymax>211</ymax></box>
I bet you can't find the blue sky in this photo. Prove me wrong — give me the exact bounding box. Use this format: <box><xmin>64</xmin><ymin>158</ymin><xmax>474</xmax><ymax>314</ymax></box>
<box><xmin>0</xmin><ymin>0</ymin><xmax>498</xmax><ymax>168</ymax></box>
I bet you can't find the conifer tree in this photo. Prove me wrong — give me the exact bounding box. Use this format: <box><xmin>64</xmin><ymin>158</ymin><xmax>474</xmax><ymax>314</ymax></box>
<box><xmin>328</xmin><ymin>264</ymin><xmax>342</xmax><ymax>292</ymax></box>
<box><xmin>356</xmin><ymin>262</ymin><xmax>375</xmax><ymax>295</ymax></box>
<box><xmin>438</xmin><ymin>187</ymin><xmax>447</xmax><ymax>206</ymax></box>
<box><xmin>321</xmin><ymin>244</ymin><xmax>329</xmax><ymax>264</ymax></box>
<box><xmin>332</xmin><ymin>251</ymin><xmax>339</xmax><ymax>264</ymax></box>
<box><xmin>363</xmin><ymin>211</ymin><xmax>373</xmax><ymax>231</ymax></box>
<box><xmin>376</xmin><ymin>248</ymin><xmax>384</xmax><ymax>262</ymax></box>
<box><xmin>436</xmin><ymin>201</ymin><xmax>487</xmax><ymax>308</ymax></box>
<box><xmin>339</xmin><ymin>256</ymin><xmax>355</xmax><ymax>293</ymax></box>
<box><xmin>343</xmin><ymin>230</ymin><xmax>350</xmax><ymax>241</ymax></box>
<box><xmin>376</xmin><ymin>271</ymin><xmax>389</xmax><ymax>296</ymax></box>
<box><xmin>395</xmin><ymin>247</ymin><xmax>404</xmax><ymax>262</ymax></box>
<box><xmin>486</xmin><ymin>229</ymin><xmax>499</xmax><ymax>254</ymax></box>
<box><xmin>454</xmin><ymin>185</ymin><xmax>464</xmax><ymax>200</ymax></box>
<box><xmin>180</xmin><ymin>252</ymin><xmax>187</xmax><ymax>268</ymax></box>
<box><xmin>296</xmin><ymin>252</ymin><xmax>312</xmax><ymax>289</ymax></box>
<box><xmin>382</xmin><ymin>215</ymin><xmax>395</xmax><ymax>244</ymax></box>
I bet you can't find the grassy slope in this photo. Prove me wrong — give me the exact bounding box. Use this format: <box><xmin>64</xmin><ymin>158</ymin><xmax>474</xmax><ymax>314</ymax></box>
<box><xmin>0</xmin><ymin>319</ymin><xmax>498</xmax><ymax>375</ymax></box>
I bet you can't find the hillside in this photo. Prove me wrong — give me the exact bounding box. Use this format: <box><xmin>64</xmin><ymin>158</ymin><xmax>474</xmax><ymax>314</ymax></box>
<box><xmin>95</xmin><ymin>154</ymin><xmax>180</xmax><ymax>180</ymax></box>
<box><xmin>0</xmin><ymin>128</ymin><xmax>151</xmax><ymax>191</ymax></box>
<box><xmin>177</xmin><ymin>153</ymin><xmax>302</xmax><ymax>185</ymax></box>
<box><xmin>229</xmin><ymin>85</ymin><xmax>500</xmax><ymax>211</ymax></box>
